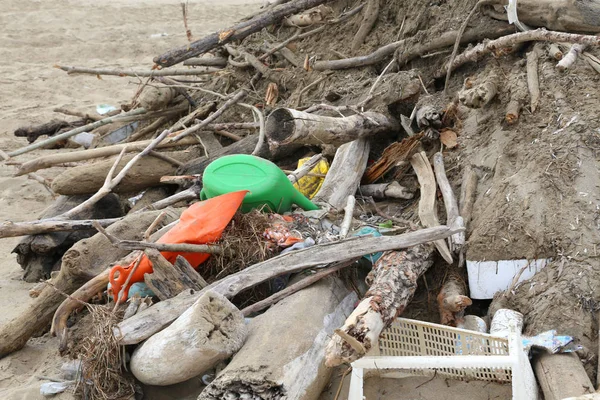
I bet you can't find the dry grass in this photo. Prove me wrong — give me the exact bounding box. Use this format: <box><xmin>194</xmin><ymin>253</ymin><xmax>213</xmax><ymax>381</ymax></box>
<box><xmin>73</xmin><ymin>304</ymin><xmax>135</xmax><ymax>400</ymax></box>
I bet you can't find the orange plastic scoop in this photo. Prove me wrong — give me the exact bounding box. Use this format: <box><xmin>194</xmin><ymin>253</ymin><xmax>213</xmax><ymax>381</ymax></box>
<box><xmin>108</xmin><ymin>190</ymin><xmax>248</xmax><ymax>302</ymax></box>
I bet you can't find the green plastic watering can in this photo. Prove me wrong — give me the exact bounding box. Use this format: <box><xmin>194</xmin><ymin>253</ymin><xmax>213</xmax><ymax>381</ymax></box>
<box><xmin>200</xmin><ymin>154</ymin><xmax>320</xmax><ymax>213</ymax></box>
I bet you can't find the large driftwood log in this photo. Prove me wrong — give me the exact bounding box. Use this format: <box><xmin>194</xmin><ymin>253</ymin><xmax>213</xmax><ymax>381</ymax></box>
<box><xmin>200</xmin><ymin>277</ymin><xmax>357</xmax><ymax>400</ymax></box>
<box><xmin>0</xmin><ymin>209</ymin><xmax>180</xmax><ymax>359</ymax></box>
<box><xmin>533</xmin><ymin>352</ymin><xmax>595</xmax><ymax>400</ymax></box>
<box><xmin>154</xmin><ymin>0</ymin><xmax>334</xmax><ymax>67</ymax></box>
<box><xmin>51</xmin><ymin>148</ymin><xmax>204</xmax><ymax>195</ymax></box>
<box><xmin>265</xmin><ymin>108</ymin><xmax>397</xmax><ymax>149</ymax></box>
<box><xmin>325</xmin><ymin>246</ymin><xmax>434</xmax><ymax>367</ymax></box>
<box><xmin>410</xmin><ymin>152</ymin><xmax>453</xmax><ymax>263</ymax></box>
<box><xmin>115</xmin><ymin>226</ymin><xmax>460</xmax><ymax>344</ymax></box>
<box><xmin>313</xmin><ymin>138</ymin><xmax>370</xmax><ymax>209</ymax></box>
<box><xmin>13</xmin><ymin>194</ymin><xmax>123</xmax><ymax>282</ymax></box>
<box><xmin>484</xmin><ymin>0</ymin><xmax>600</xmax><ymax>33</ymax></box>
<box><xmin>0</xmin><ymin>217</ymin><xmax>122</xmax><ymax>239</ymax></box>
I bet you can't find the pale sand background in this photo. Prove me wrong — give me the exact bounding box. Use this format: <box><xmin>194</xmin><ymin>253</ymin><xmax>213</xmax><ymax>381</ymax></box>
<box><xmin>0</xmin><ymin>1</ymin><xmax>262</xmax><ymax>398</ymax></box>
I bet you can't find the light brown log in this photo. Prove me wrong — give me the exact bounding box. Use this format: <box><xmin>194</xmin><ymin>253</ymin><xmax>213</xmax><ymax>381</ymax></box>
<box><xmin>351</xmin><ymin>0</ymin><xmax>379</xmax><ymax>50</ymax></box>
<box><xmin>183</xmin><ymin>56</ymin><xmax>228</xmax><ymax>67</ymax></box>
<box><xmin>533</xmin><ymin>352</ymin><xmax>594</xmax><ymax>400</ymax></box>
<box><xmin>506</xmin><ymin>65</ymin><xmax>528</xmax><ymax>125</ymax></box>
<box><xmin>410</xmin><ymin>152</ymin><xmax>453</xmax><ymax>263</ymax></box>
<box><xmin>557</xmin><ymin>43</ymin><xmax>587</xmax><ymax>71</ymax></box>
<box><xmin>200</xmin><ymin>277</ymin><xmax>356</xmax><ymax>400</ymax></box>
<box><xmin>325</xmin><ymin>246</ymin><xmax>434</xmax><ymax>367</ymax></box>
<box><xmin>144</xmin><ymin>250</ymin><xmax>207</xmax><ymax>301</ymax></box>
<box><xmin>265</xmin><ymin>108</ymin><xmax>397</xmax><ymax>149</ymax></box>
<box><xmin>313</xmin><ymin>139</ymin><xmax>370</xmax><ymax>209</ymax></box>
<box><xmin>0</xmin><ymin>218</ymin><xmax>122</xmax><ymax>239</ymax></box>
<box><xmin>114</xmin><ymin>225</ymin><xmax>461</xmax><ymax>345</ymax></box>
<box><xmin>0</xmin><ymin>209</ymin><xmax>179</xmax><ymax>359</ymax></box>
<box><xmin>433</xmin><ymin>152</ymin><xmax>465</xmax><ymax>252</ymax></box>
<box><xmin>459</xmin><ymin>165</ymin><xmax>478</xmax><ymax>226</ymax></box>
<box><xmin>51</xmin><ymin>148</ymin><xmax>203</xmax><ymax>195</ymax></box>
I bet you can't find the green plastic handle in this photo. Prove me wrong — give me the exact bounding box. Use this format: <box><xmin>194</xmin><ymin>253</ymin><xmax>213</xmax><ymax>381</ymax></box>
<box><xmin>292</xmin><ymin>192</ymin><xmax>320</xmax><ymax>211</ymax></box>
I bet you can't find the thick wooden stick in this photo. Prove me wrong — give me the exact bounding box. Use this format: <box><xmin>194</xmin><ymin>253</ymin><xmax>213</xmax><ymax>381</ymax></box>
<box><xmin>339</xmin><ymin>195</ymin><xmax>356</xmax><ymax>238</ymax></box>
<box><xmin>7</xmin><ymin>108</ymin><xmax>147</xmax><ymax>158</ymax></box>
<box><xmin>114</xmin><ymin>225</ymin><xmax>461</xmax><ymax>344</ymax></box>
<box><xmin>411</xmin><ymin>152</ymin><xmax>453</xmax><ymax>263</ymax></box>
<box><xmin>154</xmin><ymin>0</ymin><xmax>334</xmax><ymax>67</ymax></box>
<box><xmin>287</xmin><ymin>153</ymin><xmax>323</xmax><ymax>184</ymax></box>
<box><xmin>183</xmin><ymin>57</ymin><xmax>228</xmax><ymax>67</ymax></box>
<box><xmin>557</xmin><ymin>43</ymin><xmax>587</xmax><ymax>72</ymax></box>
<box><xmin>56</xmin><ymin>65</ymin><xmax>220</xmax><ymax>76</ymax></box>
<box><xmin>432</xmin><ymin>153</ymin><xmax>465</xmax><ymax>252</ymax></box>
<box><xmin>439</xmin><ymin>29</ymin><xmax>600</xmax><ymax>78</ymax></box>
<box><xmin>325</xmin><ymin>246</ymin><xmax>434</xmax><ymax>366</ymax></box>
<box><xmin>0</xmin><ymin>218</ymin><xmax>121</xmax><ymax>239</ymax></box>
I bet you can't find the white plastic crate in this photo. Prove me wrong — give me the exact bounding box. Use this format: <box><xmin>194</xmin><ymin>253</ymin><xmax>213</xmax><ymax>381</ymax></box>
<box><xmin>348</xmin><ymin>318</ymin><xmax>538</xmax><ymax>400</ymax></box>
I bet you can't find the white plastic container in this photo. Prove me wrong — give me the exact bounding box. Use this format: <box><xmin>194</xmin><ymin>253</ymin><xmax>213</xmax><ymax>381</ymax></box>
<box><xmin>467</xmin><ymin>258</ymin><xmax>549</xmax><ymax>299</ymax></box>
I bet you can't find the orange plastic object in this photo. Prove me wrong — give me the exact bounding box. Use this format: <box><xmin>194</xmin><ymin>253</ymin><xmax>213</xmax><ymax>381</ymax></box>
<box><xmin>108</xmin><ymin>190</ymin><xmax>248</xmax><ymax>302</ymax></box>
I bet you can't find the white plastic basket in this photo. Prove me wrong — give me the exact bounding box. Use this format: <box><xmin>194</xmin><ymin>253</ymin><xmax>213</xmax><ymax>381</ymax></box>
<box><xmin>348</xmin><ymin>318</ymin><xmax>538</xmax><ymax>400</ymax></box>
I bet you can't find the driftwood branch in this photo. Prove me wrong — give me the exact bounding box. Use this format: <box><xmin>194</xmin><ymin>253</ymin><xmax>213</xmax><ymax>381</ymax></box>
<box><xmin>144</xmin><ymin>250</ymin><xmax>208</xmax><ymax>301</ymax></box>
<box><xmin>287</xmin><ymin>153</ymin><xmax>323</xmax><ymax>184</ymax></box>
<box><xmin>154</xmin><ymin>0</ymin><xmax>334</xmax><ymax>67</ymax></box>
<box><xmin>410</xmin><ymin>152</ymin><xmax>453</xmax><ymax>263</ymax></box>
<box><xmin>557</xmin><ymin>43</ymin><xmax>586</xmax><ymax>71</ymax></box>
<box><xmin>55</xmin><ymin>65</ymin><xmax>220</xmax><ymax>77</ymax></box>
<box><xmin>325</xmin><ymin>245</ymin><xmax>434</xmax><ymax>366</ymax></box>
<box><xmin>432</xmin><ymin>152</ymin><xmax>465</xmax><ymax>252</ymax></box>
<box><xmin>7</xmin><ymin>108</ymin><xmax>148</xmax><ymax>158</ymax></box>
<box><xmin>115</xmin><ymin>225</ymin><xmax>461</xmax><ymax>344</ymax></box>
<box><xmin>527</xmin><ymin>44</ymin><xmax>542</xmax><ymax>112</ymax></box>
<box><xmin>339</xmin><ymin>195</ymin><xmax>356</xmax><ymax>238</ymax></box>
<box><xmin>438</xmin><ymin>29</ymin><xmax>600</xmax><ymax>79</ymax></box>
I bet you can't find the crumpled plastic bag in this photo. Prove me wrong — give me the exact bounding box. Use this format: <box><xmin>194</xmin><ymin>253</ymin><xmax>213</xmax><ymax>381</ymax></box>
<box><xmin>293</xmin><ymin>157</ymin><xmax>329</xmax><ymax>199</ymax></box>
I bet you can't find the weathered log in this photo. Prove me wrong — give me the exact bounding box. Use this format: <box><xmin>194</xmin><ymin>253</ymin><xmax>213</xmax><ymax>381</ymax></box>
<box><xmin>131</xmin><ymin>291</ymin><xmax>246</xmax><ymax>386</ymax></box>
<box><xmin>13</xmin><ymin>194</ymin><xmax>123</xmax><ymax>282</ymax></box>
<box><xmin>265</xmin><ymin>108</ymin><xmax>397</xmax><ymax>149</ymax></box>
<box><xmin>358</xmin><ymin>181</ymin><xmax>413</xmax><ymax>200</ymax></box>
<box><xmin>506</xmin><ymin>63</ymin><xmax>528</xmax><ymax>125</ymax></box>
<box><xmin>484</xmin><ymin>0</ymin><xmax>600</xmax><ymax>33</ymax></box>
<box><xmin>144</xmin><ymin>250</ymin><xmax>208</xmax><ymax>301</ymax></box>
<box><xmin>200</xmin><ymin>276</ymin><xmax>356</xmax><ymax>400</ymax></box>
<box><xmin>115</xmin><ymin>225</ymin><xmax>460</xmax><ymax>345</ymax></box>
<box><xmin>410</xmin><ymin>152</ymin><xmax>453</xmax><ymax>263</ymax></box>
<box><xmin>0</xmin><ymin>209</ymin><xmax>179</xmax><ymax>358</ymax></box>
<box><xmin>183</xmin><ymin>56</ymin><xmax>228</xmax><ymax>67</ymax></box>
<box><xmin>351</xmin><ymin>0</ymin><xmax>379</xmax><ymax>50</ymax></box>
<box><xmin>527</xmin><ymin>44</ymin><xmax>542</xmax><ymax>112</ymax></box>
<box><xmin>433</xmin><ymin>152</ymin><xmax>465</xmax><ymax>252</ymax></box>
<box><xmin>51</xmin><ymin>148</ymin><xmax>204</xmax><ymax>195</ymax></box>
<box><xmin>533</xmin><ymin>352</ymin><xmax>595</xmax><ymax>400</ymax></box>
<box><xmin>154</xmin><ymin>0</ymin><xmax>334</xmax><ymax>67</ymax></box>
<box><xmin>324</xmin><ymin>246</ymin><xmax>434</xmax><ymax>367</ymax></box>
<box><xmin>313</xmin><ymin>139</ymin><xmax>370</xmax><ymax>209</ymax></box>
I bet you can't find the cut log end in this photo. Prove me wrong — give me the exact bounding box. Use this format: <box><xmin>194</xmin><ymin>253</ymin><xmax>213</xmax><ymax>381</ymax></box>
<box><xmin>265</xmin><ymin>107</ymin><xmax>296</xmax><ymax>146</ymax></box>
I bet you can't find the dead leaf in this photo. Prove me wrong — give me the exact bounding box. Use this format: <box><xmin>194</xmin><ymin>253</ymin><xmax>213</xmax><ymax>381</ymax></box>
<box><xmin>440</xmin><ymin>129</ymin><xmax>458</xmax><ymax>149</ymax></box>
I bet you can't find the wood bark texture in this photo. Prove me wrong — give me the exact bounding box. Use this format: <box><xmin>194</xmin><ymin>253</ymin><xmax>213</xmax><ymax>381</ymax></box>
<box><xmin>325</xmin><ymin>246</ymin><xmax>434</xmax><ymax>367</ymax></box>
<box><xmin>144</xmin><ymin>251</ymin><xmax>208</xmax><ymax>301</ymax></box>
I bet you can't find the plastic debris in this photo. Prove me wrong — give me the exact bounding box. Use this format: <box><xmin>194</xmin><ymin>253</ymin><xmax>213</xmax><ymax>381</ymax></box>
<box><xmin>40</xmin><ymin>381</ymin><xmax>74</xmax><ymax>396</ymax></box>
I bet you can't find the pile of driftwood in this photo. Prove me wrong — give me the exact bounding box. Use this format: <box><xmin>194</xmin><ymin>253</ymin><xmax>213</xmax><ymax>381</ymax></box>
<box><xmin>3</xmin><ymin>0</ymin><xmax>600</xmax><ymax>398</ymax></box>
